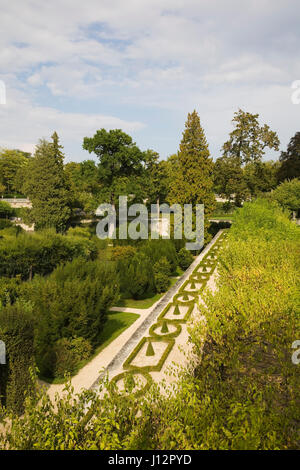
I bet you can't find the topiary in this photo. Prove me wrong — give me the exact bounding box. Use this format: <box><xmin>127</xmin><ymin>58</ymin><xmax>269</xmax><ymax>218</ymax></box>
<box><xmin>154</xmin><ymin>272</ymin><xmax>170</xmax><ymax>293</ymax></box>
<box><xmin>178</xmin><ymin>248</ymin><xmax>194</xmax><ymax>270</ymax></box>
<box><xmin>146</xmin><ymin>341</ymin><xmax>155</xmax><ymax>356</ymax></box>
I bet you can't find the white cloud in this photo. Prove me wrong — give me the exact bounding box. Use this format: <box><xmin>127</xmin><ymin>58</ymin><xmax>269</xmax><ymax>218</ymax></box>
<box><xmin>0</xmin><ymin>0</ymin><xmax>299</xmax><ymax>159</ymax></box>
<box><xmin>0</xmin><ymin>89</ymin><xmax>145</xmax><ymax>159</ymax></box>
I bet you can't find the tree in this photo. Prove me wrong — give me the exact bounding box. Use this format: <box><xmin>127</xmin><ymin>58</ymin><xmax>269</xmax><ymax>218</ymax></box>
<box><xmin>22</xmin><ymin>133</ymin><xmax>71</xmax><ymax>232</ymax></box>
<box><xmin>82</xmin><ymin>129</ymin><xmax>145</xmax><ymax>206</ymax></box>
<box><xmin>222</xmin><ymin>109</ymin><xmax>280</xmax><ymax>164</ymax></box>
<box><xmin>168</xmin><ymin>110</ymin><xmax>216</xmax><ymax>241</ymax></box>
<box><xmin>0</xmin><ymin>149</ymin><xmax>30</xmax><ymax>195</ymax></box>
<box><xmin>270</xmin><ymin>178</ymin><xmax>300</xmax><ymax>217</ymax></box>
<box><xmin>65</xmin><ymin>160</ymin><xmax>100</xmax><ymax>214</ymax></box>
<box><xmin>243</xmin><ymin>160</ymin><xmax>279</xmax><ymax>197</ymax></box>
<box><xmin>277</xmin><ymin>132</ymin><xmax>300</xmax><ymax>182</ymax></box>
<box><xmin>213</xmin><ymin>155</ymin><xmax>249</xmax><ymax>206</ymax></box>
<box><xmin>143</xmin><ymin>150</ymin><xmax>169</xmax><ymax>214</ymax></box>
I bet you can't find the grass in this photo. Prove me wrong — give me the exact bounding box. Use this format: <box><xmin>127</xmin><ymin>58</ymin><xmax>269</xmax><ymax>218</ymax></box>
<box><xmin>41</xmin><ymin>310</ymin><xmax>139</xmax><ymax>384</ymax></box>
<box><xmin>116</xmin><ymin>275</ymin><xmax>181</xmax><ymax>309</ymax></box>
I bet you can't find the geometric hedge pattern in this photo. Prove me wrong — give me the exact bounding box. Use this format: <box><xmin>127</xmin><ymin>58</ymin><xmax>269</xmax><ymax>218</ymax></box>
<box><xmin>110</xmin><ymin>230</ymin><xmax>228</xmax><ymax>397</ymax></box>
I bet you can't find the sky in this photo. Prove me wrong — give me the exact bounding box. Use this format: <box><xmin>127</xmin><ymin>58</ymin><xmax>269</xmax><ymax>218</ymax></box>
<box><xmin>0</xmin><ymin>0</ymin><xmax>299</xmax><ymax>163</ymax></box>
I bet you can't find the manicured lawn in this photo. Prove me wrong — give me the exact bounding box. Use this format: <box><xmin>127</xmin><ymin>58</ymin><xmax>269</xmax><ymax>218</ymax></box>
<box><xmin>115</xmin><ymin>275</ymin><xmax>181</xmax><ymax>309</ymax></box>
<box><xmin>41</xmin><ymin>310</ymin><xmax>139</xmax><ymax>384</ymax></box>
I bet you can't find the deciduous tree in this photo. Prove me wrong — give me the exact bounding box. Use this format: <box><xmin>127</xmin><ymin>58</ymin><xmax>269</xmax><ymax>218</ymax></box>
<box><xmin>222</xmin><ymin>109</ymin><xmax>280</xmax><ymax>164</ymax></box>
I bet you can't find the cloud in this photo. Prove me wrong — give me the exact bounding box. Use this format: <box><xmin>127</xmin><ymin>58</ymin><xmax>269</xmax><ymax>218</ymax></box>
<box><xmin>0</xmin><ymin>89</ymin><xmax>144</xmax><ymax>160</ymax></box>
<box><xmin>0</xmin><ymin>0</ymin><xmax>299</xmax><ymax>159</ymax></box>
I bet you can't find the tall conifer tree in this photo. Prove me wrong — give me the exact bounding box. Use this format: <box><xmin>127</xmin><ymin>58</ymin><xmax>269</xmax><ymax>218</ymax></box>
<box><xmin>22</xmin><ymin>132</ymin><xmax>71</xmax><ymax>232</ymax></box>
<box><xmin>169</xmin><ymin>110</ymin><xmax>215</xmax><ymax>242</ymax></box>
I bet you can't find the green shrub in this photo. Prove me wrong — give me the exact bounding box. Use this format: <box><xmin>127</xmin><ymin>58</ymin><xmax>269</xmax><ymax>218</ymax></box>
<box><xmin>0</xmin><ymin>201</ymin><xmax>15</xmax><ymax>219</ymax></box>
<box><xmin>154</xmin><ymin>272</ymin><xmax>170</xmax><ymax>293</ymax></box>
<box><xmin>19</xmin><ymin>257</ymin><xmax>119</xmax><ymax>378</ymax></box>
<box><xmin>0</xmin><ymin>276</ymin><xmax>22</xmax><ymax>307</ymax></box>
<box><xmin>269</xmin><ymin>178</ymin><xmax>300</xmax><ymax>214</ymax></box>
<box><xmin>177</xmin><ymin>248</ymin><xmax>194</xmax><ymax>270</ymax></box>
<box><xmin>53</xmin><ymin>337</ymin><xmax>92</xmax><ymax>378</ymax></box>
<box><xmin>0</xmin><ymin>229</ymin><xmax>98</xmax><ymax>280</ymax></box>
<box><xmin>118</xmin><ymin>252</ymin><xmax>155</xmax><ymax>299</ymax></box>
<box><xmin>0</xmin><ymin>301</ymin><xmax>35</xmax><ymax>414</ymax></box>
<box><xmin>67</xmin><ymin>226</ymin><xmax>91</xmax><ymax>238</ymax></box>
<box><xmin>111</xmin><ymin>245</ymin><xmax>137</xmax><ymax>261</ymax></box>
<box><xmin>153</xmin><ymin>256</ymin><xmax>171</xmax><ymax>277</ymax></box>
<box><xmin>230</xmin><ymin>198</ymin><xmax>298</xmax><ymax>242</ymax></box>
<box><xmin>0</xmin><ymin>219</ymin><xmax>13</xmax><ymax>230</ymax></box>
<box><xmin>141</xmin><ymin>239</ymin><xmax>178</xmax><ymax>275</ymax></box>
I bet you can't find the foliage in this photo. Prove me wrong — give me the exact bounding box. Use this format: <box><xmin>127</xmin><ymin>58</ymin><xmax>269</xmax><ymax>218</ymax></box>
<box><xmin>118</xmin><ymin>252</ymin><xmax>155</xmax><ymax>299</ymax></box>
<box><xmin>177</xmin><ymin>248</ymin><xmax>194</xmax><ymax>270</ymax></box>
<box><xmin>64</xmin><ymin>160</ymin><xmax>100</xmax><ymax>213</ymax></box>
<box><xmin>154</xmin><ymin>272</ymin><xmax>170</xmax><ymax>293</ymax></box>
<box><xmin>243</xmin><ymin>160</ymin><xmax>279</xmax><ymax>197</ymax></box>
<box><xmin>270</xmin><ymin>178</ymin><xmax>300</xmax><ymax>214</ymax></box>
<box><xmin>141</xmin><ymin>239</ymin><xmax>178</xmax><ymax>275</ymax></box>
<box><xmin>52</xmin><ymin>337</ymin><xmax>92</xmax><ymax>378</ymax></box>
<box><xmin>19</xmin><ymin>257</ymin><xmax>119</xmax><ymax>378</ymax></box>
<box><xmin>277</xmin><ymin>132</ymin><xmax>300</xmax><ymax>182</ymax></box>
<box><xmin>83</xmin><ymin>129</ymin><xmax>145</xmax><ymax>206</ymax></box>
<box><xmin>0</xmin><ymin>229</ymin><xmax>97</xmax><ymax>280</ymax></box>
<box><xmin>143</xmin><ymin>150</ymin><xmax>169</xmax><ymax>206</ymax></box>
<box><xmin>0</xmin><ymin>219</ymin><xmax>13</xmax><ymax>230</ymax></box>
<box><xmin>153</xmin><ymin>256</ymin><xmax>171</xmax><ymax>277</ymax></box>
<box><xmin>230</xmin><ymin>198</ymin><xmax>299</xmax><ymax>242</ymax></box>
<box><xmin>0</xmin><ymin>302</ymin><xmax>35</xmax><ymax>414</ymax></box>
<box><xmin>168</xmin><ymin>110</ymin><xmax>216</xmax><ymax>243</ymax></box>
<box><xmin>0</xmin><ymin>276</ymin><xmax>22</xmax><ymax>307</ymax></box>
<box><xmin>21</xmin><ymin>133</ymin><xmax>71</xmax><ymax>232</ymax></box>
<box><xmin>0</xmin><ymin>201</ymin><xmax>15</xmax><ymax>218</ymax></box>
<box><xmin>66</xmin><ymin>226</ymin><xmax>91</xmax><ymax>238</ymax></box>
<box><xmin>222</xmin><ymin>109</ymin><xmax>280</xmax><ymax>164</ymax></box>
<box><xmin>0</xmin><ymin>149</ymin><xmax>30</xmax><ymax>195</ymax></box>
<box><xmin>214</xmin><ymin>155</ymin><xmax>249</xmax><ymax>205</ymax></box>
<box><xmin>111</xmin><ymin>245</ymin><xmax>137</xmax><ymax>261</ymax></box>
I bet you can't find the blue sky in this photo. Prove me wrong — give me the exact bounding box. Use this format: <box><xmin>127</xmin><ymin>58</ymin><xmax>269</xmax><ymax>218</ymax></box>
<box><xmin>0</xmin><ymin>0</ymin><xmax>299</xmax><ymax>162</ymax></box>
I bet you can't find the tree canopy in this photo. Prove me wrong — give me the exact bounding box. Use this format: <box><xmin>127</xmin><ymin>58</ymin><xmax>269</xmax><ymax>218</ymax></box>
<box><xmin>83</xmin><ymin>129</ymin><xmax>145</xmax><ymax>205</ymax></box>
<box><xmin>22</xmin><ymin>132</ymin><xmax>71</xmax><ymax>232</ymax></box>
<box><xmin>168</xmin><ymin>110</ymin><xmax>215</xmax><ymax>241</ymax></box>
<box><xmin>277</xmin><ymin>132</ymin><xmax>300</xmax><ymax>182</ymax></box>
<box><xmin>222</xmin><ymin>109</ymin><xmax>280</xmax><ymax>164</ymax></box>
<box><xmin>0</xmin><ymin>149</ymin><xmax>30</xmax><ymax>195</ymax></box>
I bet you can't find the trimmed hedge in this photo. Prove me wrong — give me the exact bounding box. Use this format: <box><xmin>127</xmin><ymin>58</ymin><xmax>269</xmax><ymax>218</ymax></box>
<box><xmin>0</xmin><ymin>229</ymin><xmax>98</xmax><ymax>280</ymax></box>
<box><xmin>0</xmin><ymin>302</ymin><xmax>35</xmax><ymax>414</ymax></box>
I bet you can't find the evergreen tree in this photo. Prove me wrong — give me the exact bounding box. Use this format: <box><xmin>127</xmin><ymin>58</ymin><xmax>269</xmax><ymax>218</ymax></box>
<box><xmin>22</xmin><ymin>133</ymin><xmax>71</xmax><ymax>232</ymax></box>
<box><xmin>168</xmin><ymin>110</ymin><xmax>216</xmax><ymax>241</ymax></box>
